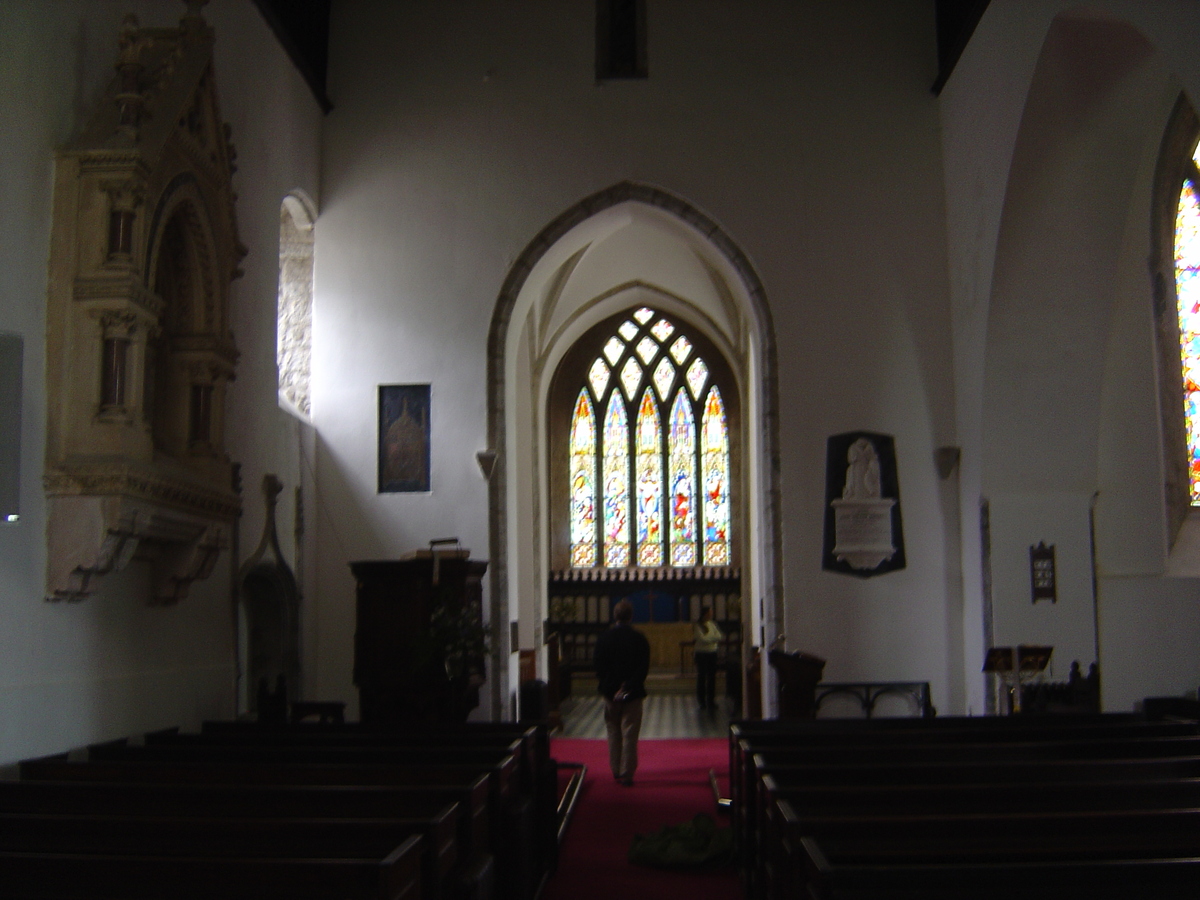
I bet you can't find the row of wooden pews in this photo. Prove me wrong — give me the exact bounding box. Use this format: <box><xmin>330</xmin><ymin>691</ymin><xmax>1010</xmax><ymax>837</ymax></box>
<box><xmin>731</xmin><ymin>712</ymin><xmax>1200</xmax><ymax>899</ymax></box>
<box><xmin>0</xmin><ymin>719</ymin><xmax>558</xmax><ymax>900</ymax></box>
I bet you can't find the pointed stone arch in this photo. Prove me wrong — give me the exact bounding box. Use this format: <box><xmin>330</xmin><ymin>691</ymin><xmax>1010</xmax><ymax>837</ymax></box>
<box><xmin>485</xmin><ymin>181</ymin><xmax>782</xmax><ymax>716</ymax></box>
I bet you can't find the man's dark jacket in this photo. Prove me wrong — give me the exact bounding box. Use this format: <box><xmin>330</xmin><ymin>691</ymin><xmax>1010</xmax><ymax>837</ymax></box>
<box><xmin>594</xmin><ymin>621</ymin><xmax>651</xmax><ymax>700</ymax></box>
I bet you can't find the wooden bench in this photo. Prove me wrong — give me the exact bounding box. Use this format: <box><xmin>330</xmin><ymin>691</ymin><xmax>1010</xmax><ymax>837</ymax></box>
<box><xmin>0</xmin><ymin>810</ymin><xmax>458</xmax><ymax>900</ymax></box>
<box><xmin>0</xmin><ymin>779</ymin><xmax>493</xmax><ymax>899</ymax></box>
<box><xmin>770</xmin><ymin>802</ymin><xmax>1200</xmax><ymax>900</ymax></box>
<box><xmin>20</xmin><ymin>755</ymin><xmax>528</xmax><ymax>900</ymax></box>
<box><xmin>799</xmin><ymin>840</ymin><xmax>1200</xmax><ymax>900</ymax></box>
<box><xmin>81</xmin><ymin>740</ymin><xmax>537</xmax><ymax>900</ymax></box>
<box><xmin>9</xmin><ymin>713</ymin><xmax>578</xmax><ymax>900</ymax></box>
<box><xmin>728</xmin><ymin>716</ymin><xmax>1198</xmax><ymax>859</ymax></box>
<box><xmin>0</xmin><ymin>837</ymin><xmax>424</xmax><ymax>900</ymax></box>
<box><xmin>186</xmin><ymin>720</ymin><xmax>558</xmax><ymax>878</ymax></box>
<box><xmin>729</xmin><ymin>715</ymin><xmax>1200</xmax><ymax>899</ymax></box>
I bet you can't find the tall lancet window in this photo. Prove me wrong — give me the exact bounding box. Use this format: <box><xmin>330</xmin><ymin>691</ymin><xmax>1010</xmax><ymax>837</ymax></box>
<box><xmin>569</xmin><ymin>391</ymin><xmax>598</xmax><ymax>567</ymax></box>
<box><xmin>1175</xmin><ymin>136</ymin><xmax>1200</xmax><ymax>502</ymax></box>
<box><xmin>701</xmin><ymin>387</ymin><xmax>731</xmax><ymax>564</ymax></box>
<box><xmin>553</xmin><ymin>307</ymin><xmax>737</xmax><ymax>570</ymax></box>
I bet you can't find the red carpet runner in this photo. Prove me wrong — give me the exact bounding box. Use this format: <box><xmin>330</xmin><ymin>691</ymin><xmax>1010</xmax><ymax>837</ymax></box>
<box><xmin>542</xmin><ymin>738</ymin><xmax>740</xmax><ymax>900</ymax></box>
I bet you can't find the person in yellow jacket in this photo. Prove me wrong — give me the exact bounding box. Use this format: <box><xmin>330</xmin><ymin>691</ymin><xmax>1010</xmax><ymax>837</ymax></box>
<box><xmin>693</xmin><ymin>606</ymin><xmax>723</xmax><ymax>712</ymax></box>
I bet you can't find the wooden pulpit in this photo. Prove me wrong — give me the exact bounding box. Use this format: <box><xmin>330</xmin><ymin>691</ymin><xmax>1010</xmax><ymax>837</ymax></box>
<box><xmin>351</xmin><ymin>549</ymin><xmax>488</xmax><ymax>727</ymax></box>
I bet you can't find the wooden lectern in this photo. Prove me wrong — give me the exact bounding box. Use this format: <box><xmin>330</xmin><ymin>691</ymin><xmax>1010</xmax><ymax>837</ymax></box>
<box><xmin>351</xmin><ymin>546</ymin><xmax>488</xmax><ymax>727</ymax></box>
<box><xmin>984</xmin><ymin>644</ymin><xmax>1052</xmax><ymax>715</ymax></box>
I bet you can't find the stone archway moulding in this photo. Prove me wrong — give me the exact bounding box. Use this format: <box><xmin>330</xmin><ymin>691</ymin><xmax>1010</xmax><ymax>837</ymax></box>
<box><xmin>485</xmin><ymin>181</ymin><xmax>784</xmax><ymax>718</ymax></box>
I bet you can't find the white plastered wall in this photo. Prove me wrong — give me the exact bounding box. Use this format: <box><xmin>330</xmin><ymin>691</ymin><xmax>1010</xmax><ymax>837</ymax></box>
<box><xmin>940</xmin><ymin>1</ymin><xmax>1200</xmax><ymax>713</ymax></box>
<box><xmin>314</xmin><ymin>1</ymin><xmax>958</xmax><ymax>718</ymax></box>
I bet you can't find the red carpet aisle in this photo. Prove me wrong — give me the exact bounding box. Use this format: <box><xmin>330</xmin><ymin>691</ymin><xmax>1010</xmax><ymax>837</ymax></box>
<box><xmin>543</xmin><ymin>738</ymin><xmax>740</xmax><ymax>900</ymax></box>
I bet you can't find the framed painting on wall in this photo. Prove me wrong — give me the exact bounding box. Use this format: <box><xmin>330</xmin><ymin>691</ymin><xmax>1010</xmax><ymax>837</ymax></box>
<box><xmin>378</xmin><ymin>384</ymin><xmax>431</xmax><ymax>493</ymax></box>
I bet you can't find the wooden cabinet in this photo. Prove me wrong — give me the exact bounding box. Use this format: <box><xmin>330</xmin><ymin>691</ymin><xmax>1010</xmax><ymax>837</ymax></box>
<box><xmin>350</xmin><ymin>554</ymin><xmax>488</xmax><ymax>726</ymax></box>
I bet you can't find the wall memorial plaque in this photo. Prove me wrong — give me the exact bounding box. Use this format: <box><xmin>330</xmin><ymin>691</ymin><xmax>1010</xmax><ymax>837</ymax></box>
<box><xmin>822</xmin><ymin>431</ymin><xmax>905</xmax><ymax>578</ymax></box>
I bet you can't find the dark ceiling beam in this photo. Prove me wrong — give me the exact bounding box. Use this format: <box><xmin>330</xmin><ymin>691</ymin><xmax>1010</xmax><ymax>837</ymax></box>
<box><xmin>932</xmin><ymin>0</ymin><xmax>990</xmax><ymax>96</ymax></box>
<box><xmin>252</xmin><ymin>0</ymin><xmax>333</xmax><ymax>114</ymax></box>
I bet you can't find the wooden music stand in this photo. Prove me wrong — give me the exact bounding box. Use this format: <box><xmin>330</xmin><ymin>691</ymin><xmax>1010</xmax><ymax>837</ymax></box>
<box><xmin>984</xmin><ymin>645</ymin><xmax>1053</xmax><ymax>714</ymax></box>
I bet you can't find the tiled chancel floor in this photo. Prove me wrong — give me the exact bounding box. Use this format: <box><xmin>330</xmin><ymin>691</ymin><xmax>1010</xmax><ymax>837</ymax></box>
<box><xmin>557</xmin><ymin>692</ymin><xmax>733</xmax><ymax>739</ymax></box>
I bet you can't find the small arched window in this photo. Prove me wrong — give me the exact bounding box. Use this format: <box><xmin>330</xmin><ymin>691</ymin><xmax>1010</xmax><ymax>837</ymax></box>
<box><xmin>552</xmin><ymin>307</ymin><xmax>737</xmax><ymax>570</ymax></box>
<box><xmin>277</xmin><ymin>194</ymin><xmax>314</xmax><ymax>418</ymax></box>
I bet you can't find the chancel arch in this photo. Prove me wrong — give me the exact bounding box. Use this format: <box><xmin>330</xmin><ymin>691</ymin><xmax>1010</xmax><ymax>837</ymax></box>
<box><xmin>487</xmin><ymin>183</ymin><xmax>781</xmax><ymax>717</ymax></box>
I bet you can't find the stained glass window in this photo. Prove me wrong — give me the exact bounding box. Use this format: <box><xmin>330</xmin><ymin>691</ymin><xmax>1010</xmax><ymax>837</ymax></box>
<box><xmin>686</xmin><ymin>357</ymin><xmax>709</xmax><ymax>399</ymax></box>
<box><xmin>635</xmin><ymin>389</ymin><xmax>663</xmax><ymax>567</ymax></box>
<box><xmin>670</xmin><ymin>335</ymin><xmax>692</xmax><ymax>364</ymax></box>
<box><xmin>1177</xmin><ymin>143</ymin><xmax>1200</xmax><ymax>503</ymax></box>
<box><xmin>636</xmin><ymin>336</ymin><xmax>658</xmax><ymax>364</ymax></box>
<box><xmin>588</xmin><ymin>358</ymin><xmax>610</xmax><ymax>398</ymax></box>
<box><xmin>569</xmin><ymin>390</ymin><xmax>597</xmax><ymax>567</ymax></box>
<box><xmin>701</xmin><ymin>387</ymin><xmax>730</xmax><ymax>565</ymax></box>
<box><xmin>604</xmin><ymin>336</ymin><xmax>625</xmax><ymax>365</ymax></box>
<box><xmin>620</xmin><ymin>357</ymin><xmax>643</xmax><ymax>400</ymax></box>
<box><xmin>602</xmin><ymin>395</ymin><xmax>630</xmax><ymax>566</ymax></box>
<box><xmin>652</xmin><ymin>356</ymin><xmax>674</xmax><ymax>400</ymax></box>
<box><xmin>567</xmin><ymin>308</ymin><xmax>732</xmax><ymax>569</ymax></box>
<box><xmin>668</xmin><ymin>389</ymin><xmax>697</xmax><ymax>566</ymax></box>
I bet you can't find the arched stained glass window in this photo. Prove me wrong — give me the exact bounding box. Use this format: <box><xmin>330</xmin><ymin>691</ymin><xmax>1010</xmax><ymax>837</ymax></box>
<box><xmin>701</xmin><ymin>387</ymin><xmax>730</xmax><ymax>565</ymax></box>
<box><xmin>602</xmin><ymin>393</ymin><xmax>631</xmax><ymax>566</ymax></box>
<box><xmin>1175</xmin><ymin>138</ymin><xmax>1200</xmax><ymax>502</ymax></box>
<box><xmin>635</xmin><ymin>389</ymin><xmax>663</xmax><ymax>566</ymax></box>
<box><xmin>559</xmin><ymin>307</ymin><xmax>734</xmax><ymax>569</ymax></box>
<box><xmin>668</xmin><ymin>389</ymin><xmax>697</xmax><ymax>566</ymax></box>
<box><xmin>569</xmin><ymin>390</ymin><xmax>597</xmax><ymax>567</ymax></box>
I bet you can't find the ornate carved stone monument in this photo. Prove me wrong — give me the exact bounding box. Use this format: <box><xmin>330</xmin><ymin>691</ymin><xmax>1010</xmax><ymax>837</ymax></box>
<box><xmin>43</xmin><ymin>2</ymin><xmax>243</xmax><ymax>603</ymax></box>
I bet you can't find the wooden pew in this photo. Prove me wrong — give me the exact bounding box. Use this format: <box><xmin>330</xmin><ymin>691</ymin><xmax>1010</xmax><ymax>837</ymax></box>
<box><xmin>0</xmin><ymin>777</ymin><xmax>490</xmax><ymax>856</ymax></box>
<box><xmin>0</xmin><ymin>810</ymin><xmax>457</xmax><ymax>900</ymax></box>
<box><xmin>799</xmin><ymin>839</ymin><xmax>1200</xmax><ymax>900</ymax></box>
<box><xmin>730</xmin><ymin>715</ymin><xmax>1200</xmax><ymax>899</ymax></box>
<box><xmin>761</xmin><ymin>772</ymin><xmax>1200</xmax><ymax>818</ymax></box>
<box><xmin>729</xmin><ymin>715</ymin><xmax>1198</xmax><ymax>805</ymax></box>
<box><xmin>187</xmin><ymin>720</ymin><xmax>558</xmax><ymax>878</ymax></box>
<box><xmin>772</xmin><ymin>801</ymin><xmax>1200</xmax><ymax>900</ymax></box>
<box><xmin>20</xmin><ymin>753</ymin><xmax>528</xmax><ymax>900</ymax></box>
<box><xmin>80</xmin><ymin>740</ymin><xmax>538</xmax><ymax>900</ymax></box>
<box><xmin>729</xmin><ymin>717</ymin><xmax>1198</xmax><ymax>841</ymax></box>
<box><xmin>0</xmin><ymin>777</ymin><xmax>496</xmax><ymax>899</ymax></box>
<box><xmin>727</xmin><ymin>715</ymin><xmax>1198</xmax><ymax>869</ymax></box>
<box><xmin>744</xmin><ymin>754</ymin><xmax>1200</xmax><ymax>894</ymax></box>
<box><xmin>0</xmin><ymin>836</ymin><xmax>424</xmax><ymax>900</ymax></box>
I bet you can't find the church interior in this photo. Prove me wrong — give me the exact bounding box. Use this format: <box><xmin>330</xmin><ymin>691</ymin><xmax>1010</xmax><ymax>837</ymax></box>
<box><xmin>3</xmin><ymin>0</ymin><xmax>1200</xmax><ymax>773</ymax></box>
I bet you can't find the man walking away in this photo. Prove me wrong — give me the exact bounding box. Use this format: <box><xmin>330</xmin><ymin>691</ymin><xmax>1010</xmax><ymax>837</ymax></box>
<box><xmin>594</xmin><ymin>598</ymin><xmax>651</xmax><ymax>785</ymax></box>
